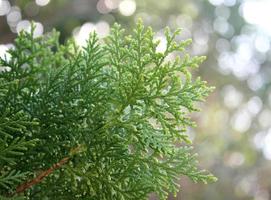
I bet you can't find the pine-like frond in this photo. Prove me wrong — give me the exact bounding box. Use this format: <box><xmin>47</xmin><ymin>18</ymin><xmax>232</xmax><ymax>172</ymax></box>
<box><xmin>0</xmin><ymin>20</ymin><xmax>216</xmax><ymax>199</ymax></box>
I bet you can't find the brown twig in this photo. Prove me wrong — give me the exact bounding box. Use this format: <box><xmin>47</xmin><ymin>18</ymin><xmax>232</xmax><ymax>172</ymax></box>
<box><xmin>13</xmin><ymin>145</ymin><xmax>85</xmax><ymax>196</ymax></box>
<box><xmin>16</xmin><ymin>157</ymin><xmax>70</xmax><ymax>194</ymax></box>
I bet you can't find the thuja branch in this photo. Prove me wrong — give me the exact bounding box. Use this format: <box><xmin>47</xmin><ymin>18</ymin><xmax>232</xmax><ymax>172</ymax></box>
<box><xmin>15</xmin><ymin>145</ymin><xmax>84</xmax><ymax>195</ymax></box>
<box><xmin>0</xmin><ymin>20</ymin><xmax>216</xmax><ymax>200</ymax></box>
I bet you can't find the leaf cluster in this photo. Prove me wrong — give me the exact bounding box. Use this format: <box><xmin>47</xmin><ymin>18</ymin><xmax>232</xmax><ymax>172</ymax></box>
<box><xmin>0</xmin><ymin>21</ymin><xmax>216</xmax><ymax>199</ymax></box>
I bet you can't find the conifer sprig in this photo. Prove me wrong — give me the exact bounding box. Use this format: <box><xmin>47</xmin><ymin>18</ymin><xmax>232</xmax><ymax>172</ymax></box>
<box><xmin>0</xmin><ymin>20</ymin><xmax>216</xmax><ymax>199</ymax></box>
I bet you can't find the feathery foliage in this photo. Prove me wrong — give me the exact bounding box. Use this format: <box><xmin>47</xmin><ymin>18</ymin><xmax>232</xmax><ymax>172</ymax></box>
<box><xmin>0</xmin><ymin>21</ymin><xmax>216</xmax><ymax>199</ymax></box>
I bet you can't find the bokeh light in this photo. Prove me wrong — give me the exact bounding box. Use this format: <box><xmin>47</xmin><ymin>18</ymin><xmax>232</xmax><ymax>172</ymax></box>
<box><xmin>7</xmin><ymin>6</ymin><xmax>21</xmax><ymax>27</ymax></box>
<box><xmin>73</xmin><ymin>21</ymin><xmax>110</xmax><ymax>46</ymax></box>
<box><xmin>0</xmin><ymin>44</ymin><xmax>9</xmax><ymax>59</ymax></box>
<box><xmin>35</xmin><ymin>0</ymin><xmax>50</xmax><ymax>7</ymax></box>
<box><xmin>119</xmin><ymin>0</ymin><xmax>136</xmax><ymax>16</ymax></box>
<box><xmin>16</xmin><ymin>20</ymin><xmax>43</xmax><ymax>38</ymax></box>
<box><xmin>0</xmin><ymin>0</ymin><xmax>10</xmax><ymax>16</ymax></box>
<box><xmin>241</xmin><ymin>0</ymin><xmax>271</xmax><ymax>36</ymax></box>
<box><xmin>263</xmin><ymin>129</ymin><xmax>271</xmax><ymax>160</ymax></box>
<box><xmin>97</xmin><ymin>0</ymin><xmax>112</xmax><ymax>14</ymax></box>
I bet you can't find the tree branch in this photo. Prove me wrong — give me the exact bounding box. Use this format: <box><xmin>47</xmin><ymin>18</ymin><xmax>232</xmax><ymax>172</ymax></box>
<box><xmin>15</xmin><ymin>157</ymin><xmax>70</xmax><ymax>194</ymax></box>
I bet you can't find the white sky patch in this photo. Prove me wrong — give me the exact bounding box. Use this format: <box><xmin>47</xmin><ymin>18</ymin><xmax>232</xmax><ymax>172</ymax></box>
<box><xmin>96</xmin><ymin>21</ymin><xmax>110</xmax><ymax>38</ymax></box>
<box><xmin>247</xmin><ymin>96</ymin><xmax>262</xmax><ymax>115</ymax></box>
<box><xmin>35</xmin><ymin>0</ymin><xmax>50</xmax><ymax>7</ymax></box>
<box><xmin>119</xmin><ymin>0</ymin><xmax>136</xmax><ymax>16</ymax></box>
<box><xmin>105</xmin><ymin>0</ymin><xmax>120</xmax><ymax>9</ymax></box>
<box><xmin>0</xmin><ymin>0</ymin><xmax>10</xmax><ymax>16</ymax></box>
<box><xmin>208</xmin><ymin>0</ymin><xmax>236</xmax><ymax>7</ymax></box>
<box><xmin>74</xmin><ymin>22</ymin><xmax>96</xmax><ymax>47</ymax></box>
<box><xmin>253</xmin><ymin>131</ymin><xmax>265</xmax><ymax>150</ymax></box>
<box><xmin>0</xmin><ymin>44</ymin><xmax>13</xmax><ymax>72</ymax></box>
<box><xmin>73</xmin><ymin>21</ymin><xmax>110</xmax><ymax>47</ymax></box>
<box><xmin>0</xmin><ymin>45</ymin><xmax>9</xmax><ymax>60</ymax></box>
<box><xmin>231</xmin><ymin>108</ymin><xmax>252</xmax><ymax>133</ymax></box>
<box><xmin>208</xmin><ymin>0</ymin><xmax>224</xmax><ymax>6</ymax></box>
<box><xmin>258</xmin><ymin>109</ymin><xmax>271</xmax><ymax>128</ymax></box>
<box><xmin>222</xmin><ymin>85</ymin><xmax>243</xmax><ymax>109</ymax></box>
<box><xmin>16</xmin><ymin>20</ymin><xmax>31</xmax><ymax>33</ymax></box>
<box><xmin>241</xmin><ymin>0</ymin><xmax>271</xmax><ymax>36</ymax></box>
<box><xmin>263</xmin><ymin>129</ymin><xmax>271</xmax><ymax>160</ymax></box>
<box><xmin>254</xmin><ymin>34</ymin><xmax>270</xmax><ymax>53</ymax></box>
<box><xmin>16</xmin><ymin>21</ymin><xmax>43</xmax><ymax>38</ymax></box>
<box><xmin>154</xmin><ymin>35</ymin><xmax>167</xmax><ymax>53</ymax></box>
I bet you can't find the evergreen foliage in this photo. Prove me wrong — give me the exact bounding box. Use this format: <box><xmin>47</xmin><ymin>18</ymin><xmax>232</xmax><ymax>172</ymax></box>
<box><xmin>0</xmin><ymin>21</ymin><xmax>216</xmax><ymax>199</ymax></box>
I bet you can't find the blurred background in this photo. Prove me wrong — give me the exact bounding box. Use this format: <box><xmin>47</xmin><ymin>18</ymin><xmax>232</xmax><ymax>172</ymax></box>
<box><xmin>1</xmin><ymin>0</ymin><xmax>271</xmax><ymax>199</ymax></box>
